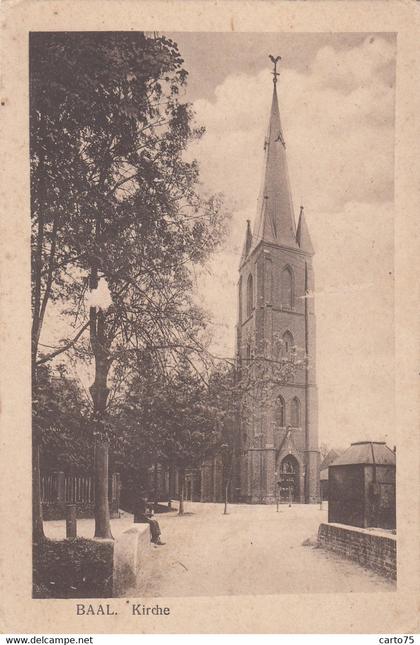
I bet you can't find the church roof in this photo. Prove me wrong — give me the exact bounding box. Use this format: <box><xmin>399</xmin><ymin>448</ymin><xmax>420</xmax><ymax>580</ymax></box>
<box><xmin>319</xmin><ymin>448</ymin><xmax>342</xmax><ymax>471</ymax></box>
<box><xmin>250</xmin><ymin>80</ymin><xmax>298</xmax><ymax>253</ymax></box>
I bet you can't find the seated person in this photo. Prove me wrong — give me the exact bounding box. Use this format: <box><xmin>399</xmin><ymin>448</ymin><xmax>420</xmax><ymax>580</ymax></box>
<box><xmin>133</xmin><ymin>496</ymin><xmax>165</xmax><ymax>546</ymax></box>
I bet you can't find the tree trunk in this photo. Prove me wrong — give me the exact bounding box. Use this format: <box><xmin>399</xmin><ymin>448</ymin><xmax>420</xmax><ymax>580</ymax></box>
<box><xmin>32</xmin><ymin>364</ymin><xmax>45</xmax><ymax>543</ymax></box>
<box><xmin>90</xmin><ymin>355</ymin><xmax>113</xmax><ymax>539</ymax></box>
<box><xmin>31</xmin><ymin>116</ymin><xmax>47</xmax><ymax>544</ymax></box>
<box><xmin>223</xmin><ymin>482</ymin><xmax>229</xmax><ymax>515</ymax></box>
<box><xmin>167</xmin><ymin>464</ymin><xmax>174</xmax><ymax>508</ymax></box>
<box><xmin>94</xmin><ymin>440</ymin><xmax>113</xmax><ymax>539</ymax></box>
<box><xmin>153</xmin><ymin>462</ymin><xmax>159</xmax><ymax>511</ymax></box>
<box><xmin>90</xmin><ymin>298</ymin><xmax>113</xmax><ymax>538</ymax></box>
<box><xmin>223</xmin><ymin>461</ymin><xmax>233</xmax><ymax>515</ymax></box>
<box><xmin>32</xmin><ymin>439</ymin><xmax>45</xmax><ymax>542</ymax></box>
<box><xmin>89</xmin><ymin>205</ymin><xmax>113</xmax><ymax>540</ymax></box>
<box><xmin>178</xmin><ymin>469</ymin><xmax>185</xmax><ymax>516</ymax></box>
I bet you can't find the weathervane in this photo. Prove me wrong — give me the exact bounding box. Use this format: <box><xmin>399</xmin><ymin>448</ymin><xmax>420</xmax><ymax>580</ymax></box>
<box><xmin>269</xmin><ymin>54</ymin><xmax>281</xmax><ymax>85</ymax></box>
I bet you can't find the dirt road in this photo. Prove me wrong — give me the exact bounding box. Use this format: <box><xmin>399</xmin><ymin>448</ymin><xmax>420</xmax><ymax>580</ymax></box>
<box><xmin>128</xmin><ymin>502</ymin><xmax>395</xmax><ymax>597</ymax></box>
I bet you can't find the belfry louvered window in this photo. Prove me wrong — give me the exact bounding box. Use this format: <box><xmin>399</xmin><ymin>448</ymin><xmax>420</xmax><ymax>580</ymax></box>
<box><xmin>276</xmin><ymin>395</ymin><xmax>286</xmax><ymax>427</ymax></box>
<box><xmin>281</xmin><ymin>266</ymin><xmax>294</xmax><ymax>309</ymax></box>
<box><xmin>247</xmin><ymin>274</ymin><xmax>253</xmax><ymax>318</ymax></box>
<box><xmin>282</xmin><ymin>330</ymin><xmax>294</xmax><ymax>354</ymax></box>
<box><xmin>290</xmin><ymin>397</ymin><xmax>301</xmax><ymax>427</ymax></box>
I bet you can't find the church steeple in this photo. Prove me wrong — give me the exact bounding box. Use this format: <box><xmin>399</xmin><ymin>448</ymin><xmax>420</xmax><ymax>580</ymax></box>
<box><xmin>251</xmin><ymin>57</ymin><xmax>298</xmax><ymax>252</ymax></box>
<box><xmin>236</xmin><ymin>55</ymin><xmax>319</xmax><ymax>506</ymax></box>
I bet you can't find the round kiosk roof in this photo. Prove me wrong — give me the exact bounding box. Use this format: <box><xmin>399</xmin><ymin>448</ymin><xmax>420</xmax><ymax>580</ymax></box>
<box><xmin>329</xmin><ymin>441</ymin><xmax>396</xmax><ymax>467</ymax></box>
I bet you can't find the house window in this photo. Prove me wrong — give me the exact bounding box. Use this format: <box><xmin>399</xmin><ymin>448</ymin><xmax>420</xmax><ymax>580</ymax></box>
<box><xmin>247</xmin><ymin>273</ymin><xmax>254</xmax><ymax>318</ymax></box>
<box><xmin>290</xmin><ymin>397</ymin><xmax>301</xmax><ymax>427</ymax></box>
<box><xmin>281</xmin><ymin>266</ymin><xmax>294</xmax><ymax>309</ymax></box>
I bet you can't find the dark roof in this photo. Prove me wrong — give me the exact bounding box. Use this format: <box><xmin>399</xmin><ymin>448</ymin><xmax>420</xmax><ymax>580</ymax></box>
<box><xmin>330</xmin><ymin>441</ymin><xmax>396</xmax><ymax>467</ymax></box>
<box><xmin>319</xmin><ymin>448</ymin><xmax>341</xmax><ymax>471</ymax></box>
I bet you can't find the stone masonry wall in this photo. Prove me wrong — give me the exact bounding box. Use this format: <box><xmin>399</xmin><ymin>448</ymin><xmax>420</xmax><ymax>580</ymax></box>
<box><xmin>318</xmin><ymin>522</ymin><xmax>396</xmax><ymax>580</ymax></box>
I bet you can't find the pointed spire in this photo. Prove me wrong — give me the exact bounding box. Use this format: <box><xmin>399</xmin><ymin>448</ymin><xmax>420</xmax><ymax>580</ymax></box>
<box><xmin>240</xmin><ymin>219</ymin><xmax>253</xmax><ymax>264</ymax></box>
<box><xmin>251</xmin><ymin>57</ymin><xmax>298</xmax><ymax>251</ymax></box>
<box><xmin>296</xmin><ymin>206</ymin><xmax>314</xmax><ymax>254</ymax></box>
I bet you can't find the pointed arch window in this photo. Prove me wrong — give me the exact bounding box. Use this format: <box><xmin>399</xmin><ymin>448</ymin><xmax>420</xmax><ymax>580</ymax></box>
<box><xmin>281</xmin><ymin>266</ymin><xmax>294</xmax><ymax>309</ymax></box>
<box><xmin>281</xmin><ymin>454</ymin><xmax>298</xmax><ymax>475</ymax></box>
<box><xmin>275</xmin><ymin>395</ymin><xmax>286</xmax><ymax>427</ymax></box>
<box><xmin>247</xmin><ymin>273</ymin><xmax>254</xmax><ymax>318</ymax></box>
<box><xmin>282</xmin><ymin>330</ymin><xmax>294</xmax><ymax>354</ymax></box>
<box><xmin>290</xmin><ymin>397</ymin><xmax>301</xmax><ymax>427</ymax></box>
<box><xmin>246</xmin><ymin>342</ymin><xmax>251</xmax><ymax>363</ymax></box>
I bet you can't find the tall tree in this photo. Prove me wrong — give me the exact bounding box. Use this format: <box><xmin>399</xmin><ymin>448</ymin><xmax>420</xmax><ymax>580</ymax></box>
<box><xmin>114</xmin><ymin>355</ymin><xmax>221</xmax><ymax>516</ymax></box>
<box><xmin>206</xmin><ymin>364</ymin><xmax>238</xmax><ymax>514</ymax></box>
<box><xmin>157</xmin><ymin>357</ymin><xmax>220</xmax><ymax>515</ymax></box>
<box><xmin>34</xmin><ymin>364</ymin><xmax>93</xmax><ymax>474</ymax></box>
<box><xmin>30</xmin><ymin>32</ymin><xmax>227</xmax><ymax>538</ymax></box>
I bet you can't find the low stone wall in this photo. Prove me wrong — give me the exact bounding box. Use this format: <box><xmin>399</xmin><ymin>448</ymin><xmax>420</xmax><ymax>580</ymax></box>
<box><xmin>318</xmin><ymin>522</ymin><xmax>396</xmax><ymax>580</ymax></box>
<box><xmin>113</xmin><ymin>524</ymin><xmax>151</xmax><ymax>596</ymax></box>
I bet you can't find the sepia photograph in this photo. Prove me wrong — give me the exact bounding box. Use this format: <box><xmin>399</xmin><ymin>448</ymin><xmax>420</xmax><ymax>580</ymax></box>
<box><xmin>2</xmin><ymin>0</ymin><xmax>420</xmax><ymax>635</ymax></box>
<box><xmin>29</xmin><ymin>29</ymin><xmax>398</xmax><ymax>600</ymax></box>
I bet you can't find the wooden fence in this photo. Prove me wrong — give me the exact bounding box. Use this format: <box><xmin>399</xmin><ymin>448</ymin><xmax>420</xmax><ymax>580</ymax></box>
<box><xmin>41</xmin><ymin>471</ymin><xmax>120</xmax><ymax>519</ymax></box>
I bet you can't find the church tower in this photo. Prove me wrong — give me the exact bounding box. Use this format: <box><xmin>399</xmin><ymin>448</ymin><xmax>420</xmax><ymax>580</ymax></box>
<box><xmin>236</xmin><ymin>57</ymin><xmax>319</xmax><ymax>504</ymax></box>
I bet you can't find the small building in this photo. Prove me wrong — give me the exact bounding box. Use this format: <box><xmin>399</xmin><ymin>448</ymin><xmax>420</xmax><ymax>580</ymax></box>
<box><xmin>328</xmin><ymin>441</ymin><xmax>396</xmax><ymax>530</ymax></box>
<box><xmin>319</xmin><ymin>449</ymin><xmax>342</xmax><ymax>501</ymax></box>
<box><xmin>320</xmin><ymin>467</ymin><xmax>329</xmax><ymax>501</ymax></box>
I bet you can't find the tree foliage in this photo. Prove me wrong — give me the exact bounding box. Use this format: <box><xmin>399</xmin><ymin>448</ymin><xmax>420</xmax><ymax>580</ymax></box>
<box><xmin>30</xmin><ymin>31</ymin><xmax>227</xmax><ymax>373</ymax></box>
<box><xmin>30</xmin><ymin>32</ymin><xmax>228</xmax><ymax>535</ymax></box>
<box><xmin>34</xmin><ymin>364</ymin><xmax>92</xmax><ymax>473</ymax></box>
<box><xmin>112</xmin><ymin>354</ymin><xmax>222</xmax><ymax>495</ymax></box>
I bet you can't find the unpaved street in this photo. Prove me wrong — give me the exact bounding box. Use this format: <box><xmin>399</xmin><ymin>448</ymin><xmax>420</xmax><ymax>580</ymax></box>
<box><xmin>129</xmin><ymin>502</ymin><xmax>395</xmax><ymax>596</ymax></box>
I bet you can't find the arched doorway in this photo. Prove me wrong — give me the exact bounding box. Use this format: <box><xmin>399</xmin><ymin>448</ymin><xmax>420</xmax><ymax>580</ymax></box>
<box><xmin>278</xmin><ymin>455</ymin><xmax>300</xmax><ymax>503</ymax></box>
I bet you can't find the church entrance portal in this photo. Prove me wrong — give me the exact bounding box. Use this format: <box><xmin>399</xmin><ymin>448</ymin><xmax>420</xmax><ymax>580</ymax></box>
<box><xmin>278</xmin><ymin>455</ymin><xmax>300</xmax><ymax>503</ymax></box>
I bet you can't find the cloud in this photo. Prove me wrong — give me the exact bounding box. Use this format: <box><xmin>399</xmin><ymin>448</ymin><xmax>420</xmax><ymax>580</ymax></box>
<box><xmin>311</xmin><ymin>201</ymin><xmax>394</xmax><ymax>446</ymax></box>
<box><xmin>190</xmin><ymin>36</ymin><xmax>395</xmax><ymax>446</ymax></box>
<box><xmin>190</xmin><ymin>34</ymin><xmax>395</xmax><ymax>216</ymax></box>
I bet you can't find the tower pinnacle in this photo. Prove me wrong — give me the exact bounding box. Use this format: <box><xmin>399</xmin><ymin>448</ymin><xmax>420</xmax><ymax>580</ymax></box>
<box><xmin>296</xmin><ymin>205</ymin><xmax>315</xmax><ymax>254</ymax></box>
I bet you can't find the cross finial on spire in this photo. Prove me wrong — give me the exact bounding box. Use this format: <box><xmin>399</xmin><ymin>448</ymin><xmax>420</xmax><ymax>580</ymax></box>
<box><xmin>269</xmin><ymin>54</ymin><xmax>281</xmax><ymax>85</ymax></box>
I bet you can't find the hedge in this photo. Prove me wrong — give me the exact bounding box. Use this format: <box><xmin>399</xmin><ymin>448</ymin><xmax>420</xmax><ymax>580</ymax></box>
<box><xmin>33</xmin><ymin>537</ymin><xmax>114</xmax><ymax>598</ymax></box>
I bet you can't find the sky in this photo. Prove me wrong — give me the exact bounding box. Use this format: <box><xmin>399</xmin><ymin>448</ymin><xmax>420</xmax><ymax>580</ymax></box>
<box><xmin>41</xmin><ymin>31</ymin><xmax>396</xmax><ymax>450</ymax></box>
<box><xmin>163</xmin><ymin>31</ymin><xmax>396</xmax><ymax>449</ymax></box>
